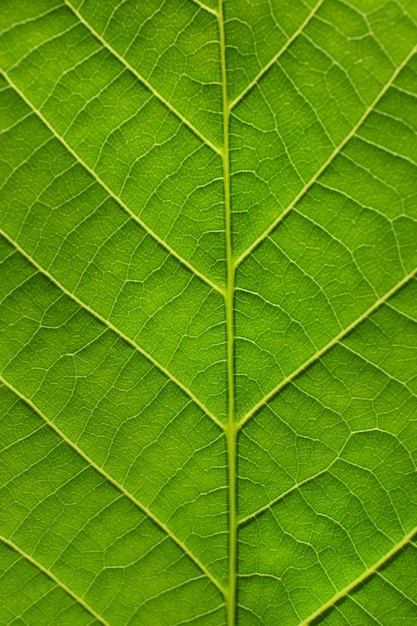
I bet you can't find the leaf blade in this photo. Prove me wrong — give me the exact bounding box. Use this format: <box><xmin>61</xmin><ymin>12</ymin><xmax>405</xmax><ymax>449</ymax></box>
<box><xmin>1</xmin><ymin>1</ymin><xmax>417</xmax><ymax>624</ymax></box>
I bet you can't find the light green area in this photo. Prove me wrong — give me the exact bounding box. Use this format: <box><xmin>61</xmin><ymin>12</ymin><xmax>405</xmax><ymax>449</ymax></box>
<box><xmin>0</xmin><ymin>1</ymin><xmax>416</xmax><ymax>624</ymax></box>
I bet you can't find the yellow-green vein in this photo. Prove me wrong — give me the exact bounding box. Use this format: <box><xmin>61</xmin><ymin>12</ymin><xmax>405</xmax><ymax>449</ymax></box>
<box><xmin>0</xmin><ymin>228</ymin><xmax>225</xmax><ymax>433</ymax></box>
<box><xmin>0</xmin><ymin>376</ymin><xmax>226</xmax><ymax>598</ymax></box>
<box><xmin>300</xmin><ymin>527</ymin><xmax>417</xmax><ymax>624</ymax></box>
<box><xmin>0</xmin><ymin>69</ymin><xmax>225</xmax><ymax>298</ymax></box>
<box><xmin>238</xmin><ymin>267</ymin><xmax>417</xmax><ymax>429</ymax></box>
<box><xmin>191</xmin><ymin>0</ymin><xmax>219</xmax><ymax>17</ymax></box>
<box><xmin>218</xmin><ymin>2</ymin><xmax>237</xmax><ymax>624</ymax></box>
<box><xmin>62</xmin><ymin>0</ymin><xmax>223</xmax><ymax>157</ymax></box>
<box><xmin>234</xmin><ymin>43</ymin><xmax>417</xmax><ymax>268</ymax></box>
<box><xmin>229</xmin><ymin>0</ymin><xmax>325</xmax><ymax>110</ymax></box>
<box><xmin>0</xmin><ymin>534</ymin><xmax>109</xmax><ymax>625</ymax></box>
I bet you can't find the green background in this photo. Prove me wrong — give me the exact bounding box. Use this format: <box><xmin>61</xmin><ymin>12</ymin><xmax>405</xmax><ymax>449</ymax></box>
<box><xmin>1</xmin><ymin>0</ymin><xmax>417</xmax><ymax>623</ymax></box>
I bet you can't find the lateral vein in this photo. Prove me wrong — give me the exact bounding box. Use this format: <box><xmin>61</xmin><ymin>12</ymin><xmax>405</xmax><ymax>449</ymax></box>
<box><xmin>0</xmin><ymin>228</ymin><xmax>225</xmax><ymax>432</ymax></box>
<box><xmin>0</xmin><ymin>534</ymin><xmax>109</xmax><ymax>625</ymax></box>
<box><xmin>229</xmin><ymin>0</ymin><xmax>325</xmax><ymax>110</ymax></box>
<box><xmin>235</xmin><ymin>43</ymin><xmax>417</xmax><ymax>267</ymax></box>
<box><xmin>300</xmin><ymin>527</ymin><xmax>417</xmax><ymax>625</ymax></box>
<box><xmin>238</xmin><ymin>467</ymin><xmax>329</xmax><ymax>527</ymax></box>
<box><xmin>238</xmin><ymin>267</ymin><xmax>417</xmax><ymax>429</ymax></box>
<box><xmin>62</xmin><ymin>0</ymin><xmax>223</xmax><ymax>156</ymax></box>
<box><xmin>191</xmin><ymin>0</ymin><xmax>219</xmax><ymax>17</ymax></box>
<box><xmin>0</xmin><ymin>376</ymin><xmax>226</xmax><ymax>598</ymax></box>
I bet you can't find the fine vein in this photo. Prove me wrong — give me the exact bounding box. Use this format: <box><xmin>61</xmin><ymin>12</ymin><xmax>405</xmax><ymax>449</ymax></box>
<box><xmin>229</xmin><ymin>0</ymin><xmax>325</xmax><ymax>110</ymax></box>
<box><xmin>0</xmin><ymin>69</ymin><xmax>224</xmax><ymax>298</ymax></box>
<box><xmin>300</xmin><ymin>527</ymin><xmax>417</xmax><ymax>624</ymax></box>
<box><xmin>62</xmin><ymin>0</ymin><xmax>222</xmax><ymax>156</ymax></box>
<box><xmin>235</xmin><ymin>42</ymin><xmax>417</xmax><ymax>267</ymax></box>
<box><xmin>0</xmin><ymin>228</ymin><xmax>225</xmax><ymax>433</ymax></box>
<box><xmin>0</xmin><ymin>376</ymin><xmax>225</xmax><ymax>597</ymax></box>
<box><xmin>0</xmin><ymin>534</ymin><xmax>108</xmax><ymax>624</ymax></box>
<box><xmin>238</xmin><ymin>267</ymin><xmax>417</xmax><ymax>429</ymax></box>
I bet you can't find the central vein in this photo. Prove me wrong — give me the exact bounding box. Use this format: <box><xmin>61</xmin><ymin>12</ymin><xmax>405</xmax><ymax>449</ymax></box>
<box><xmin>218</xmin><ymin>2</ymin><xmax>237</xmax><ymax>624</ymax></box>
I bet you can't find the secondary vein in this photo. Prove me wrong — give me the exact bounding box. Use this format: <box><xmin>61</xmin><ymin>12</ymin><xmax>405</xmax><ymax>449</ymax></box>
<box><xmin>234</xmin><ymin>42</ymin><xmax>417</xmax><ymax>268</ymax></box>
<box><xmin>238</xmin><ymin>267</ymin><xmax>417</xmax><ymax>429</ymax></box>
<box><xmin>62</xmin><ymin>0</ymin><xmax>222</xmax><ymax>157</ymax></box>
<box><xmin>0</xmin><ymin>375</ymin><xmax>226</xmax><ymax>598</ymax></box>
<box><xmin>229</xmin><ymin>0</ymin><xmax>325</xmax><ymax>110</ymax></box>
<box><xmin>0</xmin><ymin>68</ymin><xmax>225</xmax><ymax>298</ymax></box>
<box><xmin>300</xmin><ymin>527</ymin><xmax>417</xmax><ymax>624</ymax></box>
<box><xmin>0</xmin><ymin>535</ymin><xmax>109</xmax><ymax>624</ymax></box>
<box><xmin>0</xmin><ymin>228</ymin><xmax>225</xmax><ymax>433</ymax></box>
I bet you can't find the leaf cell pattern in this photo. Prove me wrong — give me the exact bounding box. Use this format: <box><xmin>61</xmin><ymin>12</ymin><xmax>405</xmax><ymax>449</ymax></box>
<box><xmin>0</xmin><ymin>0</ymin><xmax>417</xmax><ymax>624</ymax></box>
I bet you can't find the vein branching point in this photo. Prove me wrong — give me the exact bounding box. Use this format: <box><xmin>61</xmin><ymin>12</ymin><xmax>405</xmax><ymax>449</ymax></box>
<box><xmin>1</xmin><ymin>1</ymin><xmax>416</xmax><ymax>624</ymax></box>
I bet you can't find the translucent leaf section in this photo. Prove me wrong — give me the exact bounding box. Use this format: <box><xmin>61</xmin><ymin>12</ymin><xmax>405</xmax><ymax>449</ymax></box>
<box><xmin>1</xmin><ymin>1</ymin><xmax>416</xmax><ymax>625</ymax></box>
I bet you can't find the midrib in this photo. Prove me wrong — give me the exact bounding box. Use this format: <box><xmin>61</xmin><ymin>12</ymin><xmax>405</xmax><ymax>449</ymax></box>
<box><xmin>218</xmin><ymin>1</ymin><xmax>237</xmax><ymax>624</ymax></box>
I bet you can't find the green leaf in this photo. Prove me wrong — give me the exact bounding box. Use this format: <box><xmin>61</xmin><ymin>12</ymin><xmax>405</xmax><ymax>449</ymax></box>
<box><xmin>1</xmin><ymin>0</ymin><xmax>417</xmax><ymax>624</ymax></box>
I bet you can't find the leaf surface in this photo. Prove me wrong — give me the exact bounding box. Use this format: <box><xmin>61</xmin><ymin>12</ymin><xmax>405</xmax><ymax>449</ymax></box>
<box><xmin>1</xmin><ymin>0</ymin><xmax>417</xmax><ymax>624</ymax></box>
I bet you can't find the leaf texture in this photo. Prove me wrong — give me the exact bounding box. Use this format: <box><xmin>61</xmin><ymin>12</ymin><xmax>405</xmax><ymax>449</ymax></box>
<box><xmin>1</xmin><ymin>0</ymin><xmax>417</xmax><ymax>624</ymax></box>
